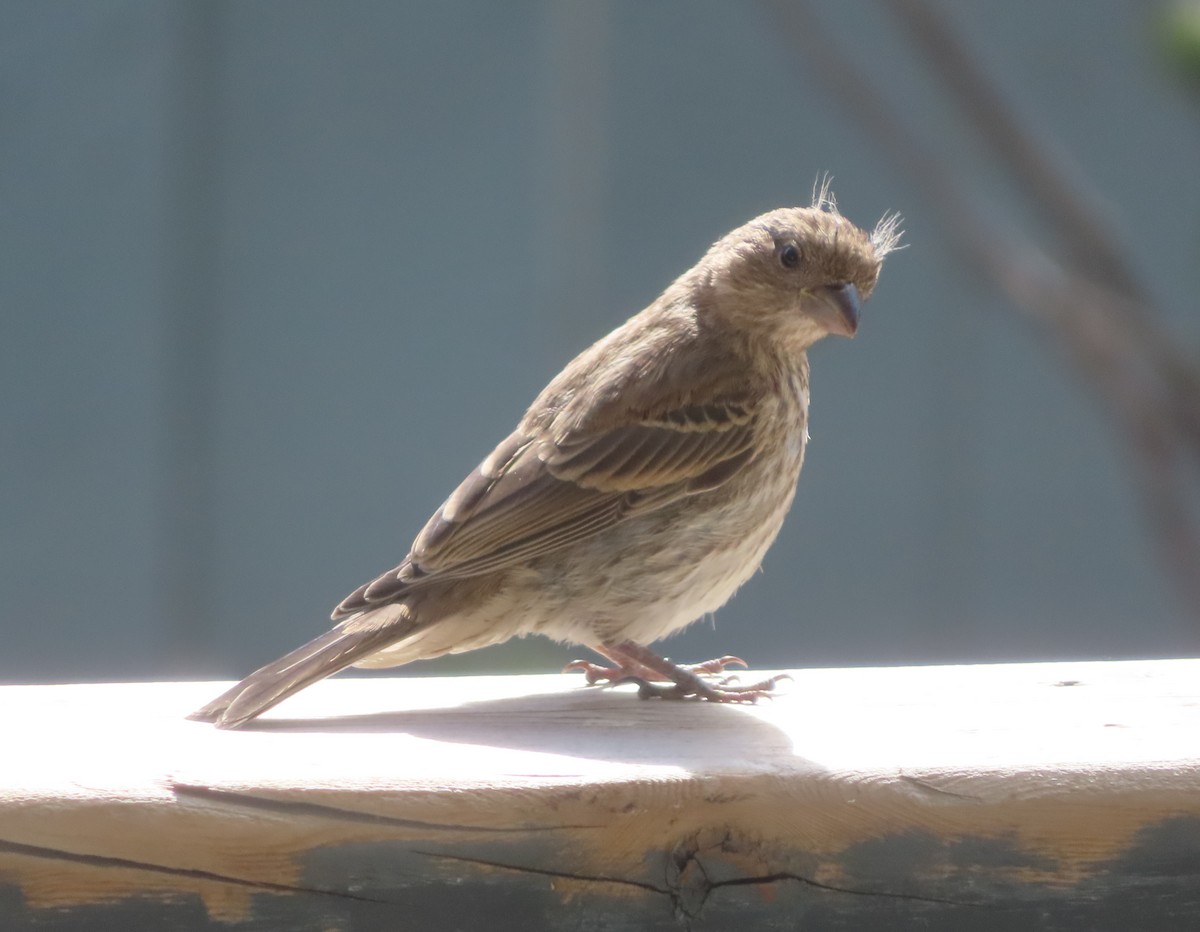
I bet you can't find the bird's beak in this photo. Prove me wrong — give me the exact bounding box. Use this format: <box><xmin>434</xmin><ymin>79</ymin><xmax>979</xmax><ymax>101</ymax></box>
<box><xmin>813</xmin><ymin>282</ymin><xmax>861</xmax><ymax>338</ymax></box>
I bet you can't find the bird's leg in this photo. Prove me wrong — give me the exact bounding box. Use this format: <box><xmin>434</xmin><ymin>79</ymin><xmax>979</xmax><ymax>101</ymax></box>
<box><xmin>567</xmin><ymin>640</ymin><xmax>786</xmax><ymax>702</ymax></box>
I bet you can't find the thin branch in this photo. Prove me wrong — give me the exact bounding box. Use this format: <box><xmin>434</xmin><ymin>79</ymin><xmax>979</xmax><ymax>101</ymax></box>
<box><xmin>887</xmin><ymin>0</ymin><xmax>1200</xmax><ymax>459</ymax></box>
<box><xmin>761</xmin><ymin>0</ymin><xmax>1200</xmax><ymax>617</ymax></box>
<box><xmin>888</xmin><ymin>0</ymin><xmax>1144</xmax><ymax>299</ymax></box>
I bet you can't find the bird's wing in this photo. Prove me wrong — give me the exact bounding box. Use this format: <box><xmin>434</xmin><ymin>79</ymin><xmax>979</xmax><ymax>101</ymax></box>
<box><xmin>331</xmin><ymin>398</ymin><xmax>758</xmax><ymax>618</ymax></box>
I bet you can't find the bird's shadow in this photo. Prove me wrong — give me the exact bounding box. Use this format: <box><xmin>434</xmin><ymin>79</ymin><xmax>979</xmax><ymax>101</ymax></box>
<box><xmin>231</xmin><ymin>681</ymin><xmax>811</xmax><ymax>771</ymax></box>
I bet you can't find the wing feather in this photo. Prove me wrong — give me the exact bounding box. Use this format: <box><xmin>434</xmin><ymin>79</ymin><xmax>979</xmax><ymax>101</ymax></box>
<box><xmin>331</xmin><ymin>396</ymin><xmax>759</xmax><ymax>620</ymax></box>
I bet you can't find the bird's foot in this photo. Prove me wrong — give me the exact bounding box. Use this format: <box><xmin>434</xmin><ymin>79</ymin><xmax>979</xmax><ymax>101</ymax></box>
<box><xmin>631</xmin><ymin>673</ymin><xmax>790</xmax><ymax>704</ymax></box>
<box><xmin>563</xmin><ymin>654</ymin><xmax>747</xmax><ymax>686</ymax></box>
<box><xmin>566</xmin><ymin>641</ymin><xmax>787</xmax><ymax>702</ymax></box>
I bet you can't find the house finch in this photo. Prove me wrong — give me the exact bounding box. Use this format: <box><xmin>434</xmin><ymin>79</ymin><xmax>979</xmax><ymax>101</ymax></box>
<box><xmin>191</xmin><ymin>190</ymin><xmax>900</xmax><ymax>728</ymax></box>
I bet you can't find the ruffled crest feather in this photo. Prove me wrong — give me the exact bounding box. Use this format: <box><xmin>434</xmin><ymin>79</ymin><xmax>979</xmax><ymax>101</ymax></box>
<box><xmin>812</xmin><ymin>174</ymin><xmax>903</xmax><ymax>258</ymax></box>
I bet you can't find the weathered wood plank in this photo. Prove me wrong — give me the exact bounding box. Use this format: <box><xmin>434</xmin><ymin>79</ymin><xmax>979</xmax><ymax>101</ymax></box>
<box><xmin>2</xmin><ymin>659</ymin><xmax>1199</xmax><ymax>930</ymax></box>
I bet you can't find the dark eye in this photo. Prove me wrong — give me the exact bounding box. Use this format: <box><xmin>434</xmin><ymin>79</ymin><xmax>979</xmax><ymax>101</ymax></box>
<box><xmin>778</xmin><ymin>242</ymin><xmax>802</xmax><ymax>270</ymax></box>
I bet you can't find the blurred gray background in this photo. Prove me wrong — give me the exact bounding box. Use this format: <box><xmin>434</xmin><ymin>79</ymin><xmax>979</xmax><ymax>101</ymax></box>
<box><xmin>3</xmin><ymin>1</ymin><xmax>1199</xmax><ymax>685</ymax></box>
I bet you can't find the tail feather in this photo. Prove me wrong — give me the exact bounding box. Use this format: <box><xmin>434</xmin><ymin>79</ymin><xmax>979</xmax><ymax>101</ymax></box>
<box><xmin>188</xmin><ymin>607</ymin><xmax>414</xmax><ymax>729</ymax></box>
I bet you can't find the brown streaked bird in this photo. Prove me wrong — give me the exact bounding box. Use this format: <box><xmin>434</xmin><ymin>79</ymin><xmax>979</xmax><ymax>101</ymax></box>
<box><xmin>191</xmin><ymin>188</ymin><xmax>901</xmax><ymax>729</ymax></box>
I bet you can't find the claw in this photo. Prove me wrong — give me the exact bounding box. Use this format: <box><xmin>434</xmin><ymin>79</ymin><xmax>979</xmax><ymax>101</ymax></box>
<box><xmin>682</xmin><ymin>655</ymin><xmax>747</xmax><ymax>676</ymax></box>
<box><xmin>563</xmin><ymin>660</ymin><xmax>622</xmax><ymax>685</ymax></box>
<box><xmin>689</xmin><ymin>657</ymin><xmax>754</xmax><ymax>687</ymax></box>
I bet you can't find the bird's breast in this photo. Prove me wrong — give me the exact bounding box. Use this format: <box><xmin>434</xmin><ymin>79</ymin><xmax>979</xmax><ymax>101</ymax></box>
<box><xmin>527</xmin><ymin>378</ymin><xmax>811</xmax><ymax>646</ymax></box>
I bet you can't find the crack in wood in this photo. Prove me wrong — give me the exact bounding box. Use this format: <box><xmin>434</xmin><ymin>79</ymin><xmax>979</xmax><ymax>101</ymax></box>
<box><xmin>899</xmin><ymin>773</ymin><xmax>985</xmax><ymax>802</ymax></box>
<box><xmin>412</xmin><ymin>846</ymin><xmax>994</xmax><ymax>918</ymax></box>
<box><xmin>669</xmin><ymin>831</ymin><xmax>995</xmax><ymax>916</ymax></box>
<box><xmin>410</xmin><ymin>849</ymin><xmax>670</xmax><ymax>895</ymax></box>
<box><xmin>0</xmin><ymin>837</ymin><xmax>391</xmax><ymax>904</ymax></box>
<box><xmin>707</xmin><ymin>870</ymin><xmax>994</xmax><ymax>909</ymax></box>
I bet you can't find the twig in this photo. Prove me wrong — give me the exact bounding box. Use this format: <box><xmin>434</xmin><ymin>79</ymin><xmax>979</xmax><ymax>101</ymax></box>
<box><xmin>888</xmin><ymin>0</ymin><xmax>1143</xmax><ymax>299</ymax></box>
<box><xmin>887</xmin><ymin>0</ymin><xmax>1200</xmax><ymax>459</ymax></box>
<box><xmin>761</xmin><ymin>0</ymin><xmax>1200</xmax><ymax>617</ymax></box>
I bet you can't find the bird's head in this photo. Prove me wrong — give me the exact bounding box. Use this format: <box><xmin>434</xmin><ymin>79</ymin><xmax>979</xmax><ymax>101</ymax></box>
<box><xmin>692</xmin><ymin>189</ymin><xmax>902</xmax><ymax>350</ymax></box>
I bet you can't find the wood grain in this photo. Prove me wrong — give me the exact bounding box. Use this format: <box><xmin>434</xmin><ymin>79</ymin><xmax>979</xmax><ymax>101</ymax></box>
<box><xmin>2</xmin><ymin>660</ymin><xmax>1199</xmax><ymax>930</ymax></box>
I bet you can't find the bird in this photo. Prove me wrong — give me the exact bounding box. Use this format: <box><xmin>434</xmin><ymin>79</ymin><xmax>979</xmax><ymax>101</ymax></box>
<box><xmin>191</xmin><ymin>186</ymin><xmax>901</xmax><ymax>728</ymax></box>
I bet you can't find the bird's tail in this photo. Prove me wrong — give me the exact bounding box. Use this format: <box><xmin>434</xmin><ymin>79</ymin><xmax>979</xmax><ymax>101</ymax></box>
<box><xmin>188</xmin><ymin>605</ymin><xmax>415</xmax><ymax>729</ymax></box>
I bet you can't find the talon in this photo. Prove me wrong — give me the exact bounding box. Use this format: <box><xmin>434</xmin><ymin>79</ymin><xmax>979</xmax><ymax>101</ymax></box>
<box><xmin>563</xmin><ymin>660</ymin><xmax>623</xmax><ymax>685</ymax></box>
<box><xmin>683</xmin><ymin>655</ymin><xmax>748</xmax><ymax>676</ymax></box>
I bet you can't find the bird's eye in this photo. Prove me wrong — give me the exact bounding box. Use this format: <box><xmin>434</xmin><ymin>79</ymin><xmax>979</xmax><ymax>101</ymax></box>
<box><xmin>778</xmin><ymin>243</ymin><xmax>802</xmax><ymax>270</ymax></box>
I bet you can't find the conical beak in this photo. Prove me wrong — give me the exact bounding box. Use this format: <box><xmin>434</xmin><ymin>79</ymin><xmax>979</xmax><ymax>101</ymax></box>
<box><xmin>816</xmin><ymin>282</ymin><xmax>861</xmax><ymax>338</ymax></box>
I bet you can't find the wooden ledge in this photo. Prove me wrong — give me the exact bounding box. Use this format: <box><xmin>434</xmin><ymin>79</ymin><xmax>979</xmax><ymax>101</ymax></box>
<box><xmin>2</xmin><ymin>659</ymin><xmax>1199</xmax><ymax>930</ymax></box>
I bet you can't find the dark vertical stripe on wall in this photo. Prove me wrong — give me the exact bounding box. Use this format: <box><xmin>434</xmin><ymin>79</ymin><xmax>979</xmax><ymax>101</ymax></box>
<box><xmin>535</xmin><ymin>0</ymin><xmax>611</xmax><ymax>348</ymax></box>
<box><xmin>159</xmin><ymin>0</ymin><xmax>225</xmax><ymax>669</ymax></box>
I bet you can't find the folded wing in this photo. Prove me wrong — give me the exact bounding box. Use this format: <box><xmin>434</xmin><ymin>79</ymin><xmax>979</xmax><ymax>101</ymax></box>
<box><xmin>332</xmin><ymin>397</ymin><xmax>758</xmax><ymax>619</ymax></box>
